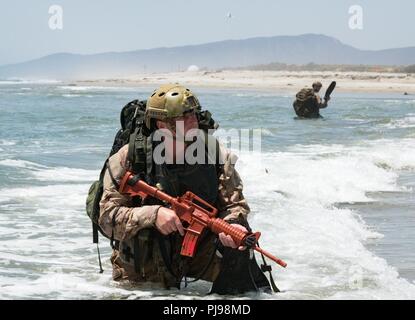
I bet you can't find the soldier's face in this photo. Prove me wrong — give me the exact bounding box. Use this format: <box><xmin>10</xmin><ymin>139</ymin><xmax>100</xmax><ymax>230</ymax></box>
<box><xmin>313</xmin><ymin>85</ymin><xmax>322</xmax><ymax>93</ymax></box>
<box><xmin>156</xmin><ymin>111</ymin><xmax>199</xmax><ymax>161</ymax></box>
<box><xmin>157</xmin><ymin>110</ymin><xmax>199</xmax><ymax>138</ymax></box>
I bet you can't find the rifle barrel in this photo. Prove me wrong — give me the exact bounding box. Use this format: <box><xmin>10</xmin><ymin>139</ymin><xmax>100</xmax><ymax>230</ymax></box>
<box><xmin>254</xmin><ymin>246</ymin><xmax>287</xmax><ymax>268</ymax></box>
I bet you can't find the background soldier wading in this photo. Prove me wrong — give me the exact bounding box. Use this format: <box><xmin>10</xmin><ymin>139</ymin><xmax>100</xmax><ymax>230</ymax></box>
<box><xmin>91</xmin><ymin>84</ymin><xmax>274</xmax><ymax>294</ymax></box>
<box><xmin>293</xmin><ymin>81</ymin><xmax>332</xmax><ymax>118</ymax></box>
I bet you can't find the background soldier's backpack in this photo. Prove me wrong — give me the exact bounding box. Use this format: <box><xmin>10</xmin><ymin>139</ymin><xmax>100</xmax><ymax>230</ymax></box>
<box><xmin>293</xmin><ymin>88</ymin><xmax>316</xmax><ymax>117</ymax></box>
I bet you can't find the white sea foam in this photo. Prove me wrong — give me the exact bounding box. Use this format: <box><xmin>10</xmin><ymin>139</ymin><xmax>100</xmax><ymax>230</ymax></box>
<box><xmin>237</xmin><ymin>143</ymin><xmax>411</xmax><ymax>206</ymax></box>
<box><xmin>248</xmin><ymin>153</ymin><xmax>400</xmax><ymax>204</ymax></box>
<box><xmin>32</xmin><ymin>167</ymin><xmax>98</xmax><ymax>182</ymax></box>
<box><xmin>0</xmin><ymin>140</ymin><xmax>16</xmax><ymax>146</ymax></box>
<box><xmin>233</xmin><ymin>93</ymin><xmax>281</xmax><ymax>98</ymax></box>
<box><xmin>0</xmin><ymin>183</ymin><xmax>89</xmax><ymax>205</ymax></box>
<box><xmin>232</xmin><ymin>137</ymin><xmax>415</xmax><ymax>298</ymax></box>
<box><xmin>0</xmin><ymin>159</ymin><xmax>48</xmax><ymax>169</ymax></box>
<box><xmin>62</xmin><ymin>94</ymin><xmax>81</xmax><ymax>98</ymax></box>
<box><xmin>286</xmin><ymin>138</ymin><xmax>415</xmax><ymax>171</ymax></box>
<box><xmin>363</xmin><ymin>139</ymin><xmax>415</xmax><ymax>170</ymax></box>
<box><xmin>0</xmin><ymin>272</ymin><xmax>155</xmax><ymax>300</ymax></box>
<box><xmin>384</xmin><ymin>115</ymin><xmax>415</xmax><ymax>129</ymax></box>
<box><xmin>0</xmin><ymin>159</ymin><xmax>98</xmax><ymax>182</ymax></box>
<box><xmin>0</xmin><ymin>79</ymin><xmax>60</xmax><ymax>85</ymax></box>
<box><xmin>261</xmin><ymin>129</ymin><xmax>274</xmax><ymax>136</ymax></box>
<box><xmin>0</xmin><ymin>183</ymin><xmax>157</xmax><ymax>300</ymax></box>
<box><xmin>1</xmin><ymin>136</ymin><xmax>414</xmax><ymax>299</ymax></box>
<box><xmin>58</xmin><ymin>85</ymin><xmax>136</xmax><ymax>92</ymax></box>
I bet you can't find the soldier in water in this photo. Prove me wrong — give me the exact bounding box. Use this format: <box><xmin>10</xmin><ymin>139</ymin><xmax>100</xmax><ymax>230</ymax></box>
<box><xmin>293</xmin><ymin>81</ymin><xmax>330</xmax><ymax>118</ymax></box>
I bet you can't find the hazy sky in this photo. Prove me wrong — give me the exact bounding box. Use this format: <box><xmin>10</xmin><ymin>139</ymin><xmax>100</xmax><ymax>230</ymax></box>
<box><xmin>0</xmin><ymin>0</ymin><xmax>414</xmax><ymax>66</ymax></box>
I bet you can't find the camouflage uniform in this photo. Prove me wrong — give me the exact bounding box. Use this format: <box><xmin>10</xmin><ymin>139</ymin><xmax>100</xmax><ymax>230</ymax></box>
<box><xmin>293</xmin><ymin>87</ymin><xmax>328</xmax><ymax>118</ymax></box>
<box><xmin>98</xmin><ymin>141</ymin><xmax>250</xmax><ymax>288</ymax></box>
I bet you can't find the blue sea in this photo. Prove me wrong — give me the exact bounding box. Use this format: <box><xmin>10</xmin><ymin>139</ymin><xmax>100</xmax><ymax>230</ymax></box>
<box><xmin>0</xmin><ymin>81</ymin><xmax>414</xmax><ymax>299</ymax></box>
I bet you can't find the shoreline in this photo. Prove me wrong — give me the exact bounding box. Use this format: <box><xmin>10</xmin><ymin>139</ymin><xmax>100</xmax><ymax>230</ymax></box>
<box><xmin>74</xmin><ymin>70</ymin><xmax>415</xmax><ymax>94</ymax></box>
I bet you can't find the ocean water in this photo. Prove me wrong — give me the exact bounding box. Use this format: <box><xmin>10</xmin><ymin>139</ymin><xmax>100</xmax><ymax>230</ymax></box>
<box><xmin>0</xmin><ymin>81</ymin><xmax>414</xmax><ymax>299</ymax></box>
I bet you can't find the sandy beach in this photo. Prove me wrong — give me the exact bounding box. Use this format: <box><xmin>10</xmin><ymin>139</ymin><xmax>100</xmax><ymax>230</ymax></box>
<box><xmin>76</xmin><ymin>70</ymin><xmax>415</xmax><ymax>94</ymax></box>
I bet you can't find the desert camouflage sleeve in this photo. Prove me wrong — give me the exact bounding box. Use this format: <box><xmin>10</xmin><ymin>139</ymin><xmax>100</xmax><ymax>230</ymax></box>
<box><xmin>216</xmin><ymin>143</ymin><xmax>251</xmax><ymax>224</ymax></box>
<box><xmin>98</xmin><ymin>145</ymin><xmax>161</xmax><ymax>241</ymax></box>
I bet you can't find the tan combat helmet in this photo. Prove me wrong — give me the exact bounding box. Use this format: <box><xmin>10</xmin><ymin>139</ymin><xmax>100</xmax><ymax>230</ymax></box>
<box><xmin>145</xmin><ymin>84</ymin><xmax>200</xmax><ymax>128</ymax></box>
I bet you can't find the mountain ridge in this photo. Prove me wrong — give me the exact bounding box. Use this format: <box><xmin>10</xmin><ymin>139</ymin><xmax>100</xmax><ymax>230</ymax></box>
<box><xmin>1</xmin><ymin>34</ymin><xmax>414</xmax><ymax>80</ymax></box>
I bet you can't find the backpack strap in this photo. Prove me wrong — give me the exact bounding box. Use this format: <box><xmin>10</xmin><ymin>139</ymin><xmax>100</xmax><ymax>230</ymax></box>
<box><xmin>127</xmin><ymin>106</ymin><xmax>141</xmax><ymax>168</ymax></box>
<box><xmin>106</xmin><ymin>161</ymin><xmax>119</xmax><ymax>190</ymax></box>
<box><xmin>126</xmin><ymin>104</ymin><xmax>151</xmax><ymax>176</ymax></box>
<box><xmin>127</xmin><ymin>127</ymin><xmax>139</xmax><ymax>169</ymax></box>
<box><xmin>91</xmin><ymin>159</ymin><xmax>110</xmax><ymax>245</ymax></box>
<box><xmin>91</xmin><ymin>159</ymin><xmax>110</xmax><ymax>273</ymax></box>
<box><xmin>214</xmin><ymin>137</ymin><xmax>223</xmax><ymax>178</ymax></box>
<box><xmin>258</xmin><ymin>243</ymin><xmax>280</xmax><ymax>293</ymax></box>
<box><xmin>145</xmin><ymin>133</ymin><xmax>153</xmax><ymax>176</ymax></box>
<box><xmin>201</xmin><ymin>131</ymin><xmax>223</xmax><ymax>177</ymax></box>
<box><xmin>127</xmin><ymin>128</ymin><xmax>148</xmax><ymax>174</ymax></box>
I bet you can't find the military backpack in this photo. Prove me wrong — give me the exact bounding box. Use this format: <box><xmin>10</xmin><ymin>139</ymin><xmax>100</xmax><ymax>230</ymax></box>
<box><xmin>293</xmin><ymin>88</ymin><xmax>317</xmax><ymax>117</ymax></box>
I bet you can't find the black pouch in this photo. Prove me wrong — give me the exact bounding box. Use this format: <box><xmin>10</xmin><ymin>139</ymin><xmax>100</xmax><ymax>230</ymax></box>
<box><xmin>210</xmin><ymin>248</ymin><xmax>272</xmax><ymax>295</ymax></box>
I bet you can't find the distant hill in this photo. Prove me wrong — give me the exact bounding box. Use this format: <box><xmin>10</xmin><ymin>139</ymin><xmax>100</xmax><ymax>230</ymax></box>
<box><xmin>1</xmin><ymin>34</ymin><xmax>415</xmax><ymax>80</ymax></box>
<box><xmin>234</xmin><ymin>62</ymin><xmax>412</xmax><ymax>73</ymax></box>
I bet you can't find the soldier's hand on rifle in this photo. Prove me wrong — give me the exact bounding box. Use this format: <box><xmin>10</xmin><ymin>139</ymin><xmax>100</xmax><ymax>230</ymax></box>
<box><xmin>155</xmin><ymin>207</ymin><xmax>185</xmax><ymax>236</ymax></box>
<box><xmin>219</xmin><ymin>224</ymin><xmax>247</xmax><ymax>251</ymax></box>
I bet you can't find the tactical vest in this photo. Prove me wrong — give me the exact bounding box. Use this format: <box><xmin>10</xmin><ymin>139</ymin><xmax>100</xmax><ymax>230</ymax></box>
<box><xmin>117</xmin><ymin>131</ymin><xmax>221</xmax><ymax>287</ymax></box>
